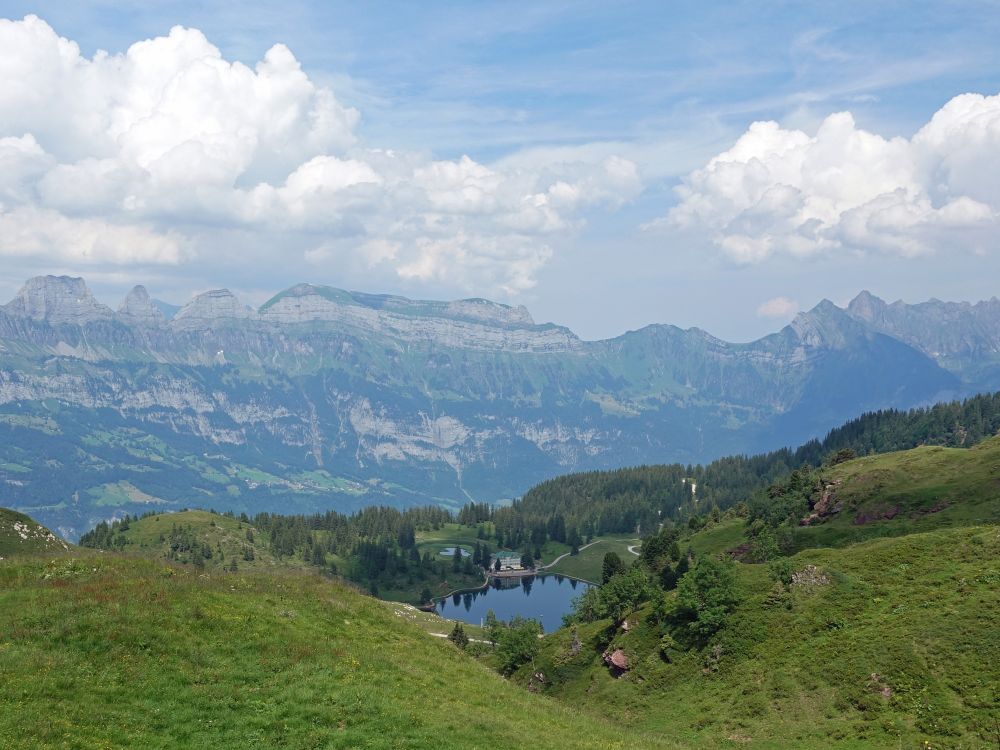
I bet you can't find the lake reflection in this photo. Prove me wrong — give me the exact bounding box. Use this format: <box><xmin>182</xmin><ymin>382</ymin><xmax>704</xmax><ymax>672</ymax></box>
<box><xmin>435</xmin><ymin>574</ymin><xmax>590</xmax><ymax>632</ymax></box>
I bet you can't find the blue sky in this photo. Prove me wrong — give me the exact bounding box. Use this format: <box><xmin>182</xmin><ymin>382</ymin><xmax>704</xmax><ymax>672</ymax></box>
<box><xmin>1</xmin><ymin>1</ymin><xmax>999</xmax><ymax>340</ymax></box>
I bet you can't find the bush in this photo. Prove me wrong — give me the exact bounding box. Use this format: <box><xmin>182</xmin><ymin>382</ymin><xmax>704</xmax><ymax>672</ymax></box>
<box><xmin>659</xmin><ymin>633</ymin><xmax>679</xmax><ymax>662</ymax></box>
<box><xmin>675</xmin><ymin>556</ymin><xmax>740</xmax><ymax>640</ymax></box>
<box><xmin>567</xmin><ymin>567</ymin><xmax>651</xmax><ymax>624</ymax></box>
<box><xmin>495</xmin><ymin>617</ymin><xmax>542</xmax><ymax>675</ymax></box>
<box><xmin>768</xmin><ymin>558</ymin><xmax>794</xmax><ymax>586</ymax></box>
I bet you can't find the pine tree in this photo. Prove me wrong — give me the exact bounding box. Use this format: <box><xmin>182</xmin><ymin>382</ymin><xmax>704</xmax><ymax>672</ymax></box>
<box><xmin>602</xmin><ymin>551</ymin><xmax>626</xmax><ymax>584</ymax></box>
<box><xmin>447</xmin><ymin>622</ymin><xmax>469</xmax><ymax>649</ymax></box>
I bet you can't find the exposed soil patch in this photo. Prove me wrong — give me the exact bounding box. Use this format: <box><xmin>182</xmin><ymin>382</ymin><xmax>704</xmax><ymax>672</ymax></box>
<box><xmin>868</xmin><ymin>673</ymin><xmax>893</xmax><ymax>699</ymax></box>
<box><xmin>853</xmin><ymin>504</ymin><xmax>900</xmax><ymax>525</ymax></box>
<box><xmin>727</xmin><ymin>542</ymin><xmax>751</xmax><ymax>561</ymax></box>
<box><xmin>910</xmin><ymin>499</ymin><xmax>950</xmax><ymax>518</ymax></box>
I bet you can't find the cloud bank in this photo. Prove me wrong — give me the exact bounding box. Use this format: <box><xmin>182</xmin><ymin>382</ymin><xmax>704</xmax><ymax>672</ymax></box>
<box><xmin>0</xmin><ymin>15</ymin><xmax>640</xmax><ymax>296</ymax></box>
<box><xmin>666</xmin><ymin>94</ymin><xmax>1000</xmax><ymax>263</ymax></box>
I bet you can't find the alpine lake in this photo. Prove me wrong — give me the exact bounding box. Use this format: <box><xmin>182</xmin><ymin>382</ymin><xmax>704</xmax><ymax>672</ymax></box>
<box><xmin>434</xmin><ymin>574</ymin><xmax>592</xmax><ymax>632</ymax></box>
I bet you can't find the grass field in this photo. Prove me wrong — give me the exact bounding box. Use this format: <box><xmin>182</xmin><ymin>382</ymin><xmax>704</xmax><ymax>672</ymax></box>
<box><xmin>545</xmin><ymin>535</ymin><xmax>641</xmax><ymax>582</ymax></box>
<box><xmin>414</xmin><ymin>522</ymin><xmax>486</xmax><ymax>558</ymax></box>
<box><xmin>0</xmin><ymin>551</ymin><xmax>677</xmax><ymax>749</ymax></box>
<box><xmin>686</xmin><ymin>518</ymin><xmax>747</xmax><ymax>557</ymax></box>
<box><xmin>382</xmin><ymin>600</ymin><xmax>488</xmax><ymax>641</ymax></box>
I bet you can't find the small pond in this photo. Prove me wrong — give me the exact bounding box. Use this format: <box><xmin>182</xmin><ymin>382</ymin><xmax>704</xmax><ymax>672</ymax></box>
<box><xmin>438</xmin><ymin>547</ymin><xmax>471</xmax><ymax>557</ymax></box>
<box><xmin>434</xmin><ymin>574</ymin><xmax>591</xmax><ymax>632</ymax></box>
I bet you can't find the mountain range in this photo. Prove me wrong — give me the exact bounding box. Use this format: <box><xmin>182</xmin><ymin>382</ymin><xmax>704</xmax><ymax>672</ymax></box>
<box><xmin>1</xmin><ymin>274</ymin><xmax>995</xmax><ymax>539</ymax></box>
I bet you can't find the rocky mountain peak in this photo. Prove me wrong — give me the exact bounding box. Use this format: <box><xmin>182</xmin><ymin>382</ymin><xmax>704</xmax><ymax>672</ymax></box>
<box><xmin>172</xmin><ymin>289</ymin><xmax>256</xmax><ymax>330</ymax></box>
<box><xmin>788</xmin><ymin>299</ymin><xmax>862</xmax><ymax>349</ymax></box>
<box><xmin>846</xmin><ymin>290</ymin><xmax>888</xmax><ymax>322</ymax></box>
<box><xmin>4</xmin><ymin>276</ymin><xmax>114</xmax><ymax>325</ymax></box>
<box><xmin>118</xmin><ymin>285</ymin><xmax>166</xmax><ymax>327</ymax></box>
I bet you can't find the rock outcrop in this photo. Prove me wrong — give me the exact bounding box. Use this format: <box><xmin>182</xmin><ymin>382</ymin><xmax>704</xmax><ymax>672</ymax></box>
<box><xmin>4</xmin><ymin>276</ymin><xmax>114</xmax><ymax>325</ymax></box>
<box><xmin>172</xmin><ymin>289</ymin><xmax>257</xmax><ymax>330</ymax></box>
<box><xmin>257</xmin><ymin>284</ymin><xmax>578</xmax><ymax>352</ymax></box>
<box><xmin>118</xmin><ymin>286</ymin><xmax>166</xmax><ymax>327</ymax></box>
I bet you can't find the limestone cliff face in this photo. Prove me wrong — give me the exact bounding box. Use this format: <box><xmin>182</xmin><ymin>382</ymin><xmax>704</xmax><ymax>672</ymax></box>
<box><xmin>118</xmin><ymin>286</ymin><xmax>166</xmax><ymax>327</ymax></box>
<box><xmin>4</xmin><ymin>276</ymin><xmax>114</xmax><ymax>325</ymax></box>
<box><xmin>257</xmin><ymin>284</ymin><xmax>579</xmax><ymax>353</ymax></box>
<box><xmin>172</xmin><ymin>289</ymin><xmax>258</xmax><ymax>330</ymax></box>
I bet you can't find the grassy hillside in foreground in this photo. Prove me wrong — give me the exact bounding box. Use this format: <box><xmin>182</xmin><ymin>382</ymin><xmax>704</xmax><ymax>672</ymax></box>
<box><xmin>519</xmin><ymin>525</ymin><xmax>1000</xmax><ymax>749</ymax></box>
<box><xmin>0</xmin><ymin>508</ymin><xmax>70</xmax><ymax>557</ymax></box>
<box><xmin>0</xmin><ymin>552</ymin><xmax>676</xmax><ymax>750</ymax></box>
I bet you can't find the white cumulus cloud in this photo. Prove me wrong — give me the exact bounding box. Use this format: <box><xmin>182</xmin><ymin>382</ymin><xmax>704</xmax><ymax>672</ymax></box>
<box><xmin>665</xmin><ymin>94</ymin><xmax>1000</xmax><ymax>263</ymax></box>
<box><xmin>755</xmin><ymin>296</ymin><xmax>800</xmax><ymax>319</ymax></box>
<box><xmin>0</xmin><ymin>15</ymin><xmax>640</xmax><ymax>297</ymax></box>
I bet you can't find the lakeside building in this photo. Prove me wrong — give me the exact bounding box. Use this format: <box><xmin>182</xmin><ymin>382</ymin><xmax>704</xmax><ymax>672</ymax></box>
<box><xmin>492</xmin><ymin>551</ymin><xmax>523</xmax><ymax>571</ymax></box>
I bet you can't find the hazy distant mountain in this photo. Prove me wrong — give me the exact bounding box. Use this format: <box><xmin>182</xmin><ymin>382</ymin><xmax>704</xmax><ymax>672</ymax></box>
<box><xmin>847</xmin><ymin>290</ymin><xmax>1000</xmax><ymax>391</ymax></box>
<box><xmin>0</xmin><ymin>276</ymin><xmax>977</xmax><ymax>538</ymax></box>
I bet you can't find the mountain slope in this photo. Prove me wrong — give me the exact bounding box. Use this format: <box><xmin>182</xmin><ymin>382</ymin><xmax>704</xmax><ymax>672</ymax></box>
<box><xmin>511</xmin><ymin>435</ymin><xmax>1000</xmax><ymax>747</ymax></box>
<box><xmin>78</xmin><ymin>509</ymin><xmax>298</xmax><ymax>573</ymax></box>
<box><xmin>0</xmin><ymin>508</ymin><xmax>70</xmax><ymax>557</ymax></box>
<box><xmin>789</xmin><ymin>435</ymin><xmax>1000</xmax><ymax>549</ymax></box>
<box><xmin>0</xmin><ymin>549</ymin><xmax>676</xmax><ymax>749</ymax></box>
<box><xmin>0</xmin><ymin>275</ymin><xmax>983</xmax><ymax>537</ymax></box>
<box><xmin>847</xmin><ymin>289</ymin><xmax>1000</xmax><ymax>390</ymax></box>
<box><xmin>524</xmin><ymin>524</ymin><xmax>999</xmax><ymax>748</ymax></box>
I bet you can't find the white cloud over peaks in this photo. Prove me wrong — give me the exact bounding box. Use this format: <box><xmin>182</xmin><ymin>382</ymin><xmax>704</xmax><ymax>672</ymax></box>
<box><xmin>0</xmin><ymin>15</ymin><xmax>639</xmax><ymax>296</ymax></box>
<box><xmin>755</xmin><ymin>296</ymin><xmax>799</xmax><ymax>319</ymax></box>
<box><xmin>0</xmin><ymin>207</ymin><xmax>182</xmax><ymax>265</ymax></box>
<box><xmin>666</xmin><ymin>94</ymin><xmax>1000</xmax><ymax>263</ymax></box>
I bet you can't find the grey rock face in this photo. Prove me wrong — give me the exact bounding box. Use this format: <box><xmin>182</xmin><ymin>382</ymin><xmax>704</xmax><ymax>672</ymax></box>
<box><xmin>257</xmin><ymin>283</ymin><xmax>579</xmax><ymax>352</ymax></box>
<box><xmin>4</xmin><ymin>276</ymin><xmax>114</xmax><ymax>325</ymax></box>
<box><xmin>444</xmin><ymin>298</ymin><xmax>534</xmax><ymax>326</ymax></box>
<box><xmin>118</xmin><ymin>286</ymin><xmax>166</xmax><ymax>327</ymax></box>
<box><xmin>846</xmin><ymin>291</ymin><xmax>1000</xmax><ymax>386</ymax></box>
<box><xmin>172</xmin><ymin>289</ymin><xmax>257</xmax><ymax>330</ymax></box>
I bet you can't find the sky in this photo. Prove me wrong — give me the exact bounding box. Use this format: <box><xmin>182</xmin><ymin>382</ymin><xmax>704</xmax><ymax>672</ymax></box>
<box><xmin>1</xmin><ymin>1</ymin><xmax>999</xmax><ymax>341</ymax></box>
